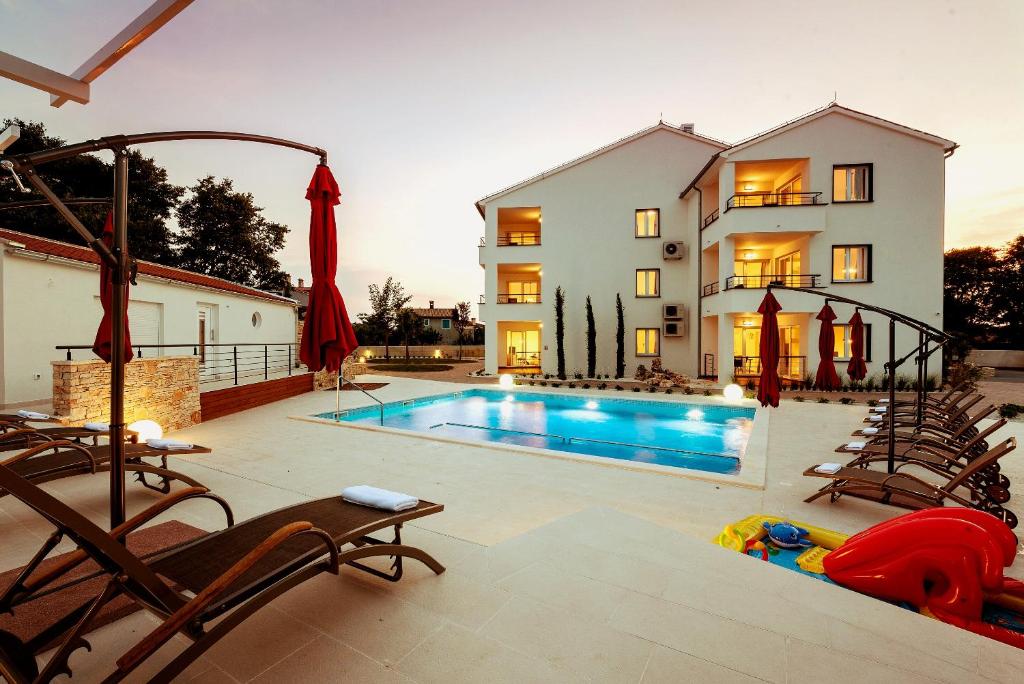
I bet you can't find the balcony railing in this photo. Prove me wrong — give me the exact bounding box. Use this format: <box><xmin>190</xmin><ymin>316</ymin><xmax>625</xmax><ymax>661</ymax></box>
<box><xmin>702</xmin><ymin>209</ymin><xmax>719</xmax><ymax>230</ymax></box>
<box><xmin>725</xmin><ymin>274</ymin><xmax>822</xmax><ymax>290</ymax></box>
<box><xmin>502</xmin><ymin>351</ymin><xmax>541</xmax><ymax>367</ymax></box>
<box><xmin>496</xmin><ymin>293</ymin><xmax>541</xmax><ymax>304</ymax></box>
<box><xmin>478</xmin><ymin>294</ymin><xmax>485</xmax><ymax>304</ymax></box>
<box><xmin>734</xmin><ymin>355</ymin><xmax>806</xmax><ymax>379</ymax></box>
<box><xmin>725</xmin><ymin>192</ymin><xmax>823</xmax><ymax>210</ymax></box>
<box><xmin>496</xmin><ymin>233</ymin><xmax>541</xmax><ymax>246</ymax></box>
<box><xmin>702</xmin><ymin>281</ymin><xmax>720</xmax><ymax>297</ymax></box>
<box><xmin>479</xmin><ymin>236</ymin><xmax>486</xmax><ymax>246</ymax></box>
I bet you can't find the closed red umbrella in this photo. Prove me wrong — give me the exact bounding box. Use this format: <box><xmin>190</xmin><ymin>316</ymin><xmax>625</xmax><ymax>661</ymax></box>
<box><xmin>299</xmin><ymin>164</ymin><xmax>358</xmax><ymax>373</ymax></box>
<box><xmin>847</xmin><ymin>310</ymin><xmax>868</xmax><ymax>381</ymax></box>
<box><xmin>756</xmin><ymin>292</ymin><xmax>782</xmax><ymax>407</ymax></box>
<box><xmin>815</xmin><ymin>303</ymin><xmax>842</xmax><ymax>390</ymax></box>
<box><xmin>91</xmin><ymin>212</ymin><xmax>133</xmax><ymax>363</ymax></box>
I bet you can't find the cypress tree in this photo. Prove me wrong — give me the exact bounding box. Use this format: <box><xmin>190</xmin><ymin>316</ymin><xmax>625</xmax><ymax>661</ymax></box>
<box><xmin>555</xmin><ymin>286</ymin><xmax>566</xmax><ymax>380</ymax></box>
<box><xmin>615</xmin><ymin>293</ymin><xmax>625</xmax><ymax>379</ymax></box>
<box><xmin>586</xmin><ymin>295</ymin><xmax>597</xmax><ymax>378</ymax></box>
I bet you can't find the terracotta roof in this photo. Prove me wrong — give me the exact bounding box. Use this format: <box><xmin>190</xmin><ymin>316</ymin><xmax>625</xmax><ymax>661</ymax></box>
<box><xmin>0</xmin><ymin>228</ymin><xmax>296</xmax><ymax>304</ymax></box>
<box><xmin>410</xmin><ymin>307</ymin><xmax>455</xmax><ymax>318</ymax></box>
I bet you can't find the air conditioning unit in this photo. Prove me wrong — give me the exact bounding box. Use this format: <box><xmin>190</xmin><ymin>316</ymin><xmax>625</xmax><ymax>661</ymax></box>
<box><xmin>662</xmin><ymin>241</ymin><xmax>685</xmax><ymax>260</ymax></box>
<box><xmin>663</xmin><ymin>320</ymin><xmax>686</xmax><ymax>338</ymax></box>
<box><xmin>663</xmin><ymin>303</ymin><xmax>685</xmax><ymax>320</ymax></box>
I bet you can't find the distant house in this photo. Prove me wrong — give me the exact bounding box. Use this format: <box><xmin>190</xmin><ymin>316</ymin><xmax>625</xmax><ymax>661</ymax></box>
<box><xmin>0</xmin><ymin>228</ymin><xmax>299</xmax><ymax>406</ymax></box>
<box><xmin>410</xmin><ymin>301</ymin><xmax>483</xmax><ymax>345</ymax></box>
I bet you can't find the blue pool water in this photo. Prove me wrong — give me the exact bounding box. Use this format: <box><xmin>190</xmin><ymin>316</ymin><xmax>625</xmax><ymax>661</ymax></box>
<box><xmin>317</xmin><ymin>390</ymin><xmax>754</xmax><ymax>475</ymax></box>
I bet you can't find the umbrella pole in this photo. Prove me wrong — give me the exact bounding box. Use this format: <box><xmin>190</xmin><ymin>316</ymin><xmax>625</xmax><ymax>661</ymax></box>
<box><xmin>887</xmin><ymin>319</ymin><xmax>896</xmax><ymax>475</ymax></box>
<box><xmin>109</xmin><ymin>147</ymin><xmax>129</xmax><ymax>531</ymax></box>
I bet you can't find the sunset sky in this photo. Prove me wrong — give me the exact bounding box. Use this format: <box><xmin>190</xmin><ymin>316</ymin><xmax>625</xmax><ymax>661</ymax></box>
<box><xmin>1</xmin><ymin>0</ymin><xmax>1022</xmax><ymax>317</ymax></box>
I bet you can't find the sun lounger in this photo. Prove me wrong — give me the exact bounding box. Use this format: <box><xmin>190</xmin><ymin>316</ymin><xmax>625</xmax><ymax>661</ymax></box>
<box><xmin>840</xmin><ymin>414</ymin><xmax>1005</xmax><ymax>460</ymax></box>
<box><xmin>0</xmin><ymin>465</ymin><xmax>445</xmax><ymax>683</ymax></box>
<box><xmin>0</xmin><ymin>422</ymin><xmax>138</xmax><ymax>451</ymax></box>
<box><xmin>852</xmin><ymin>404</ymin><xmax>997</xmax><ymax>444</ymax></box>
<box><xmin>0</xmin><ymin>440</ymin><xmax>212</xmax><ymax>496</ymax></box>
<box><xmin>863</xmin><ymin>393</ymin><xmax>983</xmax><ymax>426</ymax></box>
<box><xmin>803</xmin><ymin>438</ymin><xmax>1017</xmax><ymax>527</ymax></box>
<box><xmin>0</xmin><ymin>412</ymin><xmax>61</xmax><ymax>425</ymax></box>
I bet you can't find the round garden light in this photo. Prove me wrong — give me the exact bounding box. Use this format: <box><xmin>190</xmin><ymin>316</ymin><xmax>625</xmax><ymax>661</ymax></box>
<box><xmin>127</xmin><ymin>419</ymin><xmax>163</xmax><ymax>442</ymax></box>
<box><xmin>722</xmin><ymin>384</ymin><xmax>744</xmax><ymax>403</ymax></box>
<box><xmin>498</xmin><ymin>374</ymin><xmax>514</xmax><ymax>389</ymax></box>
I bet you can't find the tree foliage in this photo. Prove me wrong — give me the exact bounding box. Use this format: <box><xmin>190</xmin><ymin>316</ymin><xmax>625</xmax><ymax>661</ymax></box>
<box><xmin>555</xmin><ymin>286</ymin><xmax>566</xmax><ymax>380</ymax></box>
<box><xmin>366</xmin><ymin>277</ymin><xmax>412</xmax><ymax>358</ymax></box>
<box><xmin>615</xmin><ymin>293</ymin><xmax>625</xmax><ymax>379</ymax></box>
<box><xmin>0</xmin><ymin>118</ymin><xmax>184</xmax><ymax>263</ymax></box>
<box><xmin>452</xmin><ymin>302</ymin><xmax>473</xmax><ymax>360</ymax></box>
<box><xmin>944</xmin><ymin>235</ymin><xmax>1023</xmax><ymax>349</ymax></box>
<box><xmin>585</xmin><ymin>295</ymin><xmax>596</xmax><ymax>378</ymax></box>
<box><xmin>174</xmin><ymin>176</ymin><xmax>289</xmax><ymax>290</ymax></box>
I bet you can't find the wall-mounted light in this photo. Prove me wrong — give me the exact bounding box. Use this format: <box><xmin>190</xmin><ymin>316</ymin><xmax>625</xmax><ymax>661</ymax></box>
<box><xmin>743</xmin><ymin>183</ymin><xmax>754</xmax><ymax>191</ymax></box>
<box><xmin>741</xmin><ymin>320</ymin><xmax>754</xmax><ymax>327</ymax></box>
<box><xmin>744</xmin><ymin>252</ymin><xmax>756</xmax><ymax>260</ymax></box>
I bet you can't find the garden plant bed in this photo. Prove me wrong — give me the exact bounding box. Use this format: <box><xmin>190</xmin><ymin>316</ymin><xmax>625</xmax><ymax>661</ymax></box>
<box><xmin>367</xmin><ymin>358</ymin><xmax>476</xmax><ymax>364</ymax></box>
<box><xmin>367</xmin><ymin>364</ymin><xmax>454</xmax><ymax>372</ymax></box>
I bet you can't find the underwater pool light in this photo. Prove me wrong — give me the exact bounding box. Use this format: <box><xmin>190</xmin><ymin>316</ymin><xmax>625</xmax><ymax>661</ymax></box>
<box><xmin>685</xmin><ymin>408</ymin><xmax>704</xmax><ymax>421</ymax></box>
<box><xmin>585</xmin><ymin>400</ymin><xmax>599</xmax><ymax>410</ymax></box>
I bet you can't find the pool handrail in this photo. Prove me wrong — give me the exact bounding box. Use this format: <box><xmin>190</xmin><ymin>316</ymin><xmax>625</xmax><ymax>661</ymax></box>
<box><xmin>336</xmin><ymin>375</ymin><xmax>384</xmax><ymax>425</ymax></box>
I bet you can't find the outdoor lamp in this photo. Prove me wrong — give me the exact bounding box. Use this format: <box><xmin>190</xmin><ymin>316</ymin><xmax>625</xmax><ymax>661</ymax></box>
<box><xmin>498</xmin><ymin>374</ymin><xmax>515</xmax><ymax>389</ymax></box>
<box><xmin>127</xmin><ymin>419</ymin><xmax>163</xmax><ymax>442</ymax></box>
<box><xmin>723</xmin><ymin>384</ymin><xmax>744</xmax><ymax>402</ymax></box>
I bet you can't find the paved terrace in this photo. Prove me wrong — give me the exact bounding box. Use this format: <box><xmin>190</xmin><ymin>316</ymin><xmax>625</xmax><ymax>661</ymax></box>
<box><xmin>2</xmin><ymin>376</ymin><xmax>1023</xmax><ymax>682</ymax></box>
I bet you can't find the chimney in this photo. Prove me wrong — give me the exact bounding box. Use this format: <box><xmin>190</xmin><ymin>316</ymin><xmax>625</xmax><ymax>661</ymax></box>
<box><xmin>681</xmin><ymin>123</ymin><xmax>695</xmax><ymax>134</ymax></box>
<box><xmin>298</xmin><ymin>278</ymin><xmax>305</xmax><ymax>288</ymax></box>
<box><xmin>429</xmin><ymin>300</ymin><xmax>435</xmax><ymax>309</ymax></box>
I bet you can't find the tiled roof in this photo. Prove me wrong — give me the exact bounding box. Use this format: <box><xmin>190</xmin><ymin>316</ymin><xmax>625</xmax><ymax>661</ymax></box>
<box><xmin>0</xmin><ymin>228</ymin><xmax>296</xmax><ymax>304</ymax></box>
<box><xmin>410</xmin><ymin>307</ymin><xmax>455</xmax><ymax>318</ymax></box>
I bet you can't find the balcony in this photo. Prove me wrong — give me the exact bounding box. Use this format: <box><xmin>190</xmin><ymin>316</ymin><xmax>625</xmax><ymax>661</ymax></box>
<box><xmin>734</xmin><ymin>355</ymin><xmax>806</xmax><ymax>380</ymax></box>
<box><xmin>497</xmin><ymin>232</ymin><xmax>540</xmax><ymax>247</ymax></box>
<box><xmin>702</xmin><ymin>281</ymin><xmax>720</xmax><ymax>297</ymax></box>
<box><xmin>725</xmin><ymin>192</ymin><xmax>823</xmax><ymax>210</ymax></box>
<box><xmin>701</xmin><ymin>209</ymin><xmax>719</xmax><ymax>230</ymax></box>
<box><xmin>724</xmin><ymin>274</ymin><xmax>823</xmax><ymax>290</ymax></box>
<box><xmin>496</xmin><ymin>293</ymin><xmax>541</xmax><ymax>304</ymax></box>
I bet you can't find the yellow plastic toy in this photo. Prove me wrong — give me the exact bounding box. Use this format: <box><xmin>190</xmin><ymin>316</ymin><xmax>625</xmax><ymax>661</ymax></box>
<box><xmin>714</xmin><ymin>514</ymin><xmax>849</xmax><ymax>574</ymax></box>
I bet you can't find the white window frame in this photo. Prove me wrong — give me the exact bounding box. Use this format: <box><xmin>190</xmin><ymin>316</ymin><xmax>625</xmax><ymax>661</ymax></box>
<box><xmin>636</xmin><ymin>328</ymin><xmax>660</xmax><ymax>356</ymax></box>
<box><xmin>832</xmin><ymin>245</ymin><xmax>871</xmax><ymax>283</ymax></box>
<box><xmin>634</xmin><ymin>208</ymin><xmax>660</xmax><ymax>238</ymax></box>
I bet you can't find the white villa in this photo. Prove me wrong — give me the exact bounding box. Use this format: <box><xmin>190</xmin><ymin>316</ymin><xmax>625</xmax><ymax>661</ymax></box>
<box><xmin>476</xmin><ymin>104</ymin><xmax>956</xmax><ymax>382</ymax></box>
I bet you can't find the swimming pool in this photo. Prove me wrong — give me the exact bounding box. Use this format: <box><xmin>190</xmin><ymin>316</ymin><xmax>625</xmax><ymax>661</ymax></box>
<box><xmin>317</xmin><ymin>390</ymin><xmax>754</xmax><ymax>475</ymax></box>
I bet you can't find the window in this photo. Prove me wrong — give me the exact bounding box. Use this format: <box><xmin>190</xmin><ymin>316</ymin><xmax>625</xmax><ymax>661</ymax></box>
<box><xmin>635</xmin><ymin>209</ymin><xmax>660</xmax><ymax>237</ymax></box>
<box><xmin>832</xmin><ymin>245</ymin><xmax>871</xmax><ymax>282</ymax></box>
<box><xmin>636</xmin><ymin>328</ymin><xmax>660</xmax><ymax>356</ymax></box>
<box><xmin>833</xmin><ymin>164</ymin><xmax>872</xmax><ymax>202</ymax></box>
<box><xmin>441</xmin><ymin>319</ymin><xmax>451</xmax><ymax>329</ymax></box>
<box><xmin>833</xmin><ymin>324</ymin><xmax>872</xmax><ymax>361</ymax></box>
<box><xmin>251</xmin><ymin>312</ymin><xmax>262</xmax><ymax>328</ymax></box>
<box><xmin>506</xmin><ymin>280</ymin><xmax>540</xmax><ymax>303</ymax></box>
<box><xmin>423</xmin><ymin>318</ymin><xmax>431</xmax><ymax>327</ymax></box>
<box><xmin>635</xmin><ymin>269</ymin><xmax>660</xmax><ymax>297</ymax></box>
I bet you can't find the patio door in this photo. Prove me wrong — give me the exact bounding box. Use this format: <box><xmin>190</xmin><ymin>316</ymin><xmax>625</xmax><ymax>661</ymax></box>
<box><xmin>197</xmin><ymin>304</ymin><xmax>217</xmax><ymax>374</ymax></box>
<box><xmin>505</xmin><ymin>329</ymin><xmax>540</xmax><ymax>367</ymax></box>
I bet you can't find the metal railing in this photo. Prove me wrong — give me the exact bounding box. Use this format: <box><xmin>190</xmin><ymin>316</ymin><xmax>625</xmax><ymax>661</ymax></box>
<box><xmin>503</xmin><ymin>351</ymin><xmax>541</xmax><ymax>367</ymax></box>
<box><xmin>56</xmin><ymin>342</ymin><xmax>300</xmax><ymax>387</ymax></box>
<box><xmin>701</xmin><ymin>353</ymin><xmax>716</xmax><ymax>378</ymax></box>
<box><xmin>496</xmin><ymin>233</ymin><xmax>541</xmax><ymax>246</ymax></box>
<box><xmin>479</xmin><ymin>294</ymin><xmax>485</xmax><ymax>304</ymax></box>
<box><xmin>496</xmin><ymin>293</ymin><xmax>541</xmax><ymax>304</ymax></box>
<box><xmin>725</xmin><ymin>274</ymin><xmax>822</xmax><ymax>289</ymax></box>
<box><xmin>726</xmin><ymin>192</ymin><xmax>823</xmax><ymax>210</ymax></box>
<box><xmin>701</xmin><ymin>281</ymin><xmax>720</xmax><ymax>297</ymax></box>
<box><xmin>479</xmin><ymin>236</ymin><xmax>486</xmax><ymax>246</ymax></box>
<box><xmin>734</xmin><ymin>355</ymin><xmax>806</xmax><ymax>378</ymax></box>
<box><xmin>702</xmin><ymin>209</ymin><xmax>719</xmax><ymax>229</ymax></box>
<box><xmin>336</xmin><ymin>375</ymin><xmax>383</xmax><ymax>425</ymax></box>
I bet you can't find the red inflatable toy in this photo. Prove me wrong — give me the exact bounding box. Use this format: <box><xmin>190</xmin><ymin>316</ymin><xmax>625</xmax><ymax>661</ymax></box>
<box><xmin>823</xmin><ymin>508</ymin><xmax>1024</xmax><ymax>649</ymax></box>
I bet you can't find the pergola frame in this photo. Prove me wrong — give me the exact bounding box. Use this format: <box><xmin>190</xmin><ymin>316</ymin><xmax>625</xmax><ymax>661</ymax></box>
<box><xmin>767</xmin><ymin>284</ymin><xmax>954</xmax><ymax>475</ymax></box>
<box><xmin>4</xmin><ymin>131</ymin><xmax>327</xmax><ymax>530</ymax></box>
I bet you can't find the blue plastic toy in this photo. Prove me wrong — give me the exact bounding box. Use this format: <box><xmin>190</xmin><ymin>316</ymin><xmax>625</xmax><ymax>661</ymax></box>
<box><xmin>762</xmin><ymin>521</ymin><xmax>813</xmax><ymax>549</ymax></box>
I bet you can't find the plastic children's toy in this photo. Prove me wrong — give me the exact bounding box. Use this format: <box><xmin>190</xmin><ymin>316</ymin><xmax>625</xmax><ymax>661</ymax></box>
<box><xmin>762</xmin><ymin>521</ymin><xmax>813</xmax><ymax>549</ymax></box>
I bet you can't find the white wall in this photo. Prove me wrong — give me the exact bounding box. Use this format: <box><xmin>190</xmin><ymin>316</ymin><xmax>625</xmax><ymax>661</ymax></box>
<box><xmin>0</xmin><ymin>252</ymin><xmax>298</xmax><ymax>404</ymax></box>
<box><xmin>479</xmin><ymin>127</ymin><xmax>722</xmax><ymax>377</ymax></box>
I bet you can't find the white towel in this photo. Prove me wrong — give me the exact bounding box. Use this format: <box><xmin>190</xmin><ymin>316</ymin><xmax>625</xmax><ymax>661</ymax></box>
<box><xmin>815</xmin><ymin>462</ymin><xmax>843</xmax><ymax>474</ymax></box>
<box><xmin>862</xmin><ymin>427</ymin><xmax>879</xmax><ymax>435</ymax></box>
<box><xmin>879</xmin><ymin>398</ymin><xmax>890</xmax><ymax>403</ymax></box>
<box><xmin>17</xmin><ymin>410</ymin><xmax>50</xmax><ymax>420</ymax></box>
<box><xmin>869</xmin><ymin>415</ymin><xmax>883</xmax><ymax>422</ymax></box>
<box><xmin>84</xmin><ymin>422</ymin><xmax>109</xmax><ymax>431</ymax></box>
<box><xmin>146</xmin><ymin>438</ymin><xmax>193</xmax><ymax>450</ymax></box>
<box><xmin>341</xmin><ymin>485</ymin><xmax>419</xmax><ymax>512</ymax></box>
<box><xmin>872</xmin><ymin>406</ymin><xmax>887</xmax><ymax>413</ymax></box>
<box><xmin>846</xmin><ymin>441</ymin><xmax>867</xmax><ymax>450</ymax></box>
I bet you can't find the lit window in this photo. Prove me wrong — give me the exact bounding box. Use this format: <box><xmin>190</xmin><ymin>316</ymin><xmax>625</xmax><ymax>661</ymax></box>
<box><xmin>833</xmin><ymin>324</ymin><xmax>872</xmax><ymax>361</ymax></box>
<box><xmin>833</xmin><ymin>164</ymin><xmax>872</xmax><ymax>202</ymax></box>
<box><xmin>635</xmin><ymin>209</ymin><xmax>660</xmax><ymax>237</ymax></box>
<box><xmin>832</xmin><ymin>246</ymin><xmax>870</xmax><ymax>282</ymax></box>
<box><xmin>636</xmin><ymin>328</ymin><xmax>660</xmax><ymax>356</ymax></box>
<box><xmin>441</xmin><ymin>319</ymin><xmax>451</xmax><ymax>329</ymax></box>
<box><xmin>507</xmin><ymin>281</ymin><xmax>540</xmax><ymax>303</ymax></box>
<box><xmin>636</xmin><ymin>269</ymin><xmax>660</xmax><ymax>297</ymax></box>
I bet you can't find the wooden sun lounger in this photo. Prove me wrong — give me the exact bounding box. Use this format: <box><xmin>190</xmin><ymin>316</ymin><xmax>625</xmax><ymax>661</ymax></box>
<box><xmin>862</xmin><ymin>393</ymin><xmax>983</xmax><ymax>426</ymax></box>
<box><xmin>0</xmin><ymin>413</ymin><xmax>61</xmax><ymax>425</ymax></box>
<box><xmin>0</xmin><ymin>423</ymin><xmax>138</xmax><ymax>452</ymax></box>
<box><xmin>803</xmin><ymin>438</ymin><xmax>1017</xmax><ymax>528</ymax></box>
<box><xmin>839</xmin><ymin>415</ymin><xmax>1005</xmax><ymax>461</ymax></box>
<box><xmin>0</xmin><ymin>465</ymin><xmax>445</xmax><ymax>684</ymax></box>
<box><xmin>0</xmin><ymin>440</ymin><xmax>212</xmax><ymax>497</ymax></box>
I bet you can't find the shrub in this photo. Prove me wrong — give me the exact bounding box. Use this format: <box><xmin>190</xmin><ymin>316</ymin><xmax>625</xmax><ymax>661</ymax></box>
<box><xmin>635</xmin><ymin>364</ymin><xmax>648</xmax><ymax>381</ymax></box>
<box><xmin>615</xmin><ymin>385</ymin><xmax>624</xmax><ymax>391</ymax></box>
<box><xmin>793</xmin><ymin>396</ymin><xmax>805</xmax><ymax>402</ymax></box>
<box><xmin>582</xmin><ymin>383</ymin><xmax>591</xmax><ymax>389</ymax></box>
<box><xmin>867</xmin><ymin>399</ymin><xmax>878</xmax><ymax>407</ymax></box>
<box><xmin>895</xmin><ymin>374</ymin><xmax>912</xmax><ymax>392</ymax></box>
<box><xmin>840</xmin><ymin>397</ymin><xmax>854</xmax><ymax>405</ymax></box>
<box><xmin>539</xmin><ymin>381</ymin><xmax>547</xmax><ymax>386</ymax></box>
<box><xmin>647</xmin><ymin>386</ymin><xmax>656</xmax><ymax>393</ymax></box>
<box><xmin>703</xmin><ymin>389</ymin><xmax>712</xmax><ymax>396</ymax></box>
<box><xmin>925</xmin><ymin>374</ymin><xmax>939</xmax><ymax>392</ymax></box>
<box><xmin>632</xmin><ymin>387</ymin><xmax>641</xmax><ymax>392</ymax></box>
<box><xmin>948</xmin><ymin>362</ymin><xmax>985</xmax><ymax>392</ymax></box>
<box><xmin>817</xmin><ymin>397</ymin><xmax>830</xmax><ymax>404</ymax></box>
<box><xmin>1000</xmin><ymin>403</ymin><xmax>1024</xmax><ymax>419</ymax></box>
<box><xmin>573</xmin><ymin>370</ymin><xmax>584</xmax><ymax>380</ymax></box>
<box><xmin>528</xmin><ymin>380</ymin><xmax>535</xmax><ymax>386</ymax></box>
<box><xmin>544</xmin><ymin>373</ymin><xmax>551</xmax><ymax>380</ymax></box>
<box><xmin>665</xmin><ymin>388</ymin><xmax>674</xmax><ymax>395</ymax></box>
<box><xmin>598</xmin><ymin>382</ymin><xmax>607</xmax><ymax>390</ymax></box>
<box><xmin>864</xmin><ymin>375</ymin><xmax>878</xmax><ymax>392</ymax></box>
<box><xmin>568</xmin><ymin>382</ymin><xmax>576</xmax><ymax>389</ymax></box>
<box><xmin>745</xmin><ymin>379</ymin><xmax>756</xmax><ymax>391</ymax></box>
<box><xmin>552</xmin><ymin>382</ymin><xmax>561</xmax><ymax>388</ymax></box>
<box><xmin>683</xmin><ymin>386</ymin><xmax>695</xmax><ymax>395</ymax></box>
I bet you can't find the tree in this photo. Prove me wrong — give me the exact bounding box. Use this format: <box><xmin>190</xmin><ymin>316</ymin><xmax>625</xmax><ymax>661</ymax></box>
<box><xmin>615</xmin><ymin>293</ymin><xmax>625</xmax><ymax>379</ymax></box>
<box><xmin>396</xmin><ymin>308</ymin><xmax>420</xmax><ymax>359</ymax></box>
<box><xmin>943</xmin><ymin>246</ymin><xmax>1002</xmax><ymax>347</ymax></box>
<box><xmin>174</xmin><ymin>176</ymin><xmax>289</xmax><ymax>290</ymax></box>
<box><xmin>0</xmin><ymin>119</ymin><xmax>184</xmax><ymax>263</ymax></box>
<box><xmin>585</xmin><ymin>295</ymin><xmax>597</xmax><ymax>378</ymax></box>
<box><xmin>555</xmin><ymin>286</ymin><xmax>566</xmax><ymax>380</ymax></box>
<box><xmin>995</xmin><ymin>235</ymin><xmax>1024</xmax><ymax>348</ymax></box>
<box><xmin>451</xmin><ymin>302</ymin><xmax>473</xmax><ymax>360</ymax></box>
<box><xmin>367</xmin><ymin>277</ymin><xmax>411</xmax><ymax>359</ymax></box>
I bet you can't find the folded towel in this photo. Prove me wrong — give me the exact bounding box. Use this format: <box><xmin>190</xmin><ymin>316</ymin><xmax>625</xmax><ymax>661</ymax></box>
<box><xmin>17</xmin><ymin>410</ymin><xmax>50</xmax><ymax>420</ymax></box>
<box><xmin>872</xmin><ymin>406</ymin><xmax>887</xmax><ymax>413</ymax></box>
<box><xmin>862</xmin><ymin>427</ymin><xmax>879</xmax><ymax>435</ymax></box>
<box><xmin>879</xmin><ymin>398</ymin><xmax>890</xmax><ymax>403</ymax></box>
<box><xmin>869</xmin><ymin>415</ymin><xmax>883</xmax><ymax>422</ymax></box>
<box><xmin>846</xmin><ymin>441</ymin><xmax>867</xmax><ymax>450</ymax></box>
<box><xmin>146</xmin><ymin>438</ymin><xmax>193</xmax><ymax>450</ymax></box>
<box><xmin>341</xmin><ymin>485</ymin><xmax>419</xmax><ymax>512</ymax></box>
<box><xmin>815</xmin><ymin>463</ymin><xmax>843</xmax><ymax>474</ymax></box>
<box><xmin>84</xmin><ymin>422</ymin><xmax>109</xmax><ymax>431</ymax></box>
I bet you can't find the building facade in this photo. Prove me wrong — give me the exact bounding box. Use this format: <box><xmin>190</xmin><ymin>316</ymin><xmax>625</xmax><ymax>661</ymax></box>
<box><xmin>476</xmin><ymin>105</ymin><xmax>955</xmax><ymax>382</ymax></box>
<box><xmin>411</xmin><ymin>301</ymin><xmax>482</xmax><ymax>345</ymax></box>
<box><xmin>0</xmin><ymin>229</ymin><xmax>299</xmax><ymax>405</ymax></box>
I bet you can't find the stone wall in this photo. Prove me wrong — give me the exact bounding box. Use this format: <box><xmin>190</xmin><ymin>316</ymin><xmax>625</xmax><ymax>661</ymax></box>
<box><xmin>353</xmin><ymin>345</ymin><xmax>484</xmax><ymax>359</ymax></box>
<box><xmin>968</xmin><ymin>349</ymin><xmax>1024</xmax><ymax>370</ymax></box>
<box><xmin>52</xmin><ymin>356</ymin><xmax>201</xmax><ymax>431</ymax></box>
<box><xmin>312</xmin><ymin>361</ymin><xmax>368</xmax><ymax>391</ymax></box>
